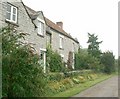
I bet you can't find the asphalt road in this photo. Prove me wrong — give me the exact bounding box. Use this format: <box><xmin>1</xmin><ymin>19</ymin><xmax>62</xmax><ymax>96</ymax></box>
<box><xmin>71</xmin><ymin>76</ymin><xmax>118</xmax><ymax>97</ymax></box>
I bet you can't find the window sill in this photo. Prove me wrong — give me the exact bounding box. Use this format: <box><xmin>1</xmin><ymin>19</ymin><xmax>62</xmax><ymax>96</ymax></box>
<box><xmin>37</xmin><ymin>33</ymin><xmax>44</xmax><ymax>38</ymax></box>
<box><xmin>5</xmin><ymin>19</ymin><xmax>19</xmax><ymax>27</ymax></box>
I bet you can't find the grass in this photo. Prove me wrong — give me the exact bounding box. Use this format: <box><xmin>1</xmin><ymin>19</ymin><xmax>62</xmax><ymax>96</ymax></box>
<box><xmin>51</xmin><ymin>73</ymin><xmax>115</xmax><ymax>98</ymax></box>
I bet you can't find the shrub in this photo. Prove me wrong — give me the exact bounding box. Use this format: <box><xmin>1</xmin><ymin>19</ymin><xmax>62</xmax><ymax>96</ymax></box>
<box><xmin>100</xmin><ymin>51</ymin><xmax>115</xmax><ymax>74</ymax></box>
<box><xmin>75</xmin><ymin>49</ymin><xmax>89</xmax><ymax>70</ymax></box>
<box><xmin>75</xmin><ymin>49</ymin><xmax>101</xmax><ymax>72</ymax></box>
<box><xmin>78</xmin><ymin>76</ymin><xmax>86</xmax><ymax>83</ymax></box>
<box><xmin>72</xmin><ymin>78</ymin><xmax>80</xmax><ymax>84</ymax></box>
<box><xmin>2</xmin><ymin>26</ymin><xmax>48</xmax><ymax>97</ymax></box>
<box><xmin>48</xmin><ymin>78</ymin><xmax>74</xmax><ymax>95</ymax></box>
<box><xmin>46</xmin><ymin>46</ymin><xmax>64</xmax><ymax>72</ymax></box>
<box><xmin>47</xmin><ymin>70</ymin><xmax>99</xmax><ymax>96</ymax></box>
<box><xmin>48</xmin><ymin>73</ymin><xmax>65</xmax><ymax>81</ymax></box>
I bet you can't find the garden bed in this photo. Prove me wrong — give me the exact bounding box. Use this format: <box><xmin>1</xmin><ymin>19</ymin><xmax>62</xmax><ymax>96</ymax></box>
<box><xmin>46</xmin><ymin>70</ymin><xmax>113</xmax><ymax>97</ymax></box>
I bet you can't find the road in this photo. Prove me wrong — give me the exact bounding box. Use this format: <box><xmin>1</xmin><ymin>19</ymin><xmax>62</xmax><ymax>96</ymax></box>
<box><xmin>71</xmin><ymin>76</ymin><xmax>118</xmax><ymax>97</ymax></box>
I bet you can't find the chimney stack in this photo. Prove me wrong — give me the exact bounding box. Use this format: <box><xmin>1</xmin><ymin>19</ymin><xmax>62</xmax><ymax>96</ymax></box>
<box><xmin>56</xmin><ymin>22</ymin><xmax>63</xmax><ymax>29</ymax></box>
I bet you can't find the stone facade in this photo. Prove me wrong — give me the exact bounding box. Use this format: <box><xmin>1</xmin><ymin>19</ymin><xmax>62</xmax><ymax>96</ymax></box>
<box><xmin>1</xmin><ymin>0</ymin><xmax>80</xmax><ymax>70</ymax></box>
<box><xmin>45</xmin><ymin>18</ymin><xmax>80</xmax><ymax>69</ymax></box>
<box><xmin>0</xmin><ymin>1</ymin><xmax>47</xmax><ymax>53</ymax></box>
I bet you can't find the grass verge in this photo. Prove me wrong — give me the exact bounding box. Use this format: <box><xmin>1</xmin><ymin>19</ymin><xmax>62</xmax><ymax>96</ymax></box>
<box><xmin>52</xmin><ymin>73</ymin><xmax>115</xmax><ymax>98</ymax></box>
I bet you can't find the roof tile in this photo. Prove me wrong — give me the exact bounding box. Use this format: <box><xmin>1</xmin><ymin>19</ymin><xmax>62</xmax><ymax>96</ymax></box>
<box><xmin>25</xmin><ymin>5</ymin><xmax>79</xmax><ymax>43</ymax></box>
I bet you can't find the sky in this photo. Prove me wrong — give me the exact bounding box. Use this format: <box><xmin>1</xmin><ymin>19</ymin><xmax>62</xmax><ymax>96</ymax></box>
<box><xmin>22</xmin><ymin>0</ymin><xmax>119</xmax><ymax>58</ymax></box>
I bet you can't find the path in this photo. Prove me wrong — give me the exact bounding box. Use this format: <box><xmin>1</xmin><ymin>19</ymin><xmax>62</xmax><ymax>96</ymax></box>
<box><xmin>71</xmin><ymin>76</ymin><xmax>118</xmax><ymax>97</ymax></box>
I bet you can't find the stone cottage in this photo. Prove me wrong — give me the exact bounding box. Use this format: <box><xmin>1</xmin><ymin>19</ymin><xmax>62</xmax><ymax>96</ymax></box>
<box><xmin>0</xmin><ymin>0</ymin><xmax>80</xmax><ymax>72</ymax></box>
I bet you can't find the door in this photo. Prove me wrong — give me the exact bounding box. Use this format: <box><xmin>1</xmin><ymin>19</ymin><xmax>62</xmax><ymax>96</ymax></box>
<box><xmin>40</xmin><ymin>49</ymin><xmax>46</xmax><ymax>73</ymax></box>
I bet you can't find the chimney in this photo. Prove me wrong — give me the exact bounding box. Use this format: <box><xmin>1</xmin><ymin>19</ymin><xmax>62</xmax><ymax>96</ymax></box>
<box><xmin>56</xmin><ymin>22</ymin><xmax>63</xmax><ymax>29</ymax></box>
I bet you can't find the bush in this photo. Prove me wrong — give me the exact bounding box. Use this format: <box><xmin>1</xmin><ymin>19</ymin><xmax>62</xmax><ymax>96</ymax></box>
<box><xmin>46</xmin><ymin>46</ymin><xmax>64</xmax><ymax>72</ymax></box>
<box><xmin>100</xmin><ymin>51</ymin><xmax>115</xmax><ymax>74</ymax></box>
<box><xmin>47</xmin><ymin>70</ymin><xmax>99</xmax><ymax>96</ymax></box>
<box><xmin>2</xmin><ymin>26</ymin><xmax>48</xmax><ymax>97</ymax></box>
<box><xmin>72</xmin><ymin>78</ymin><xmax>80</xmax><ymax>84</ymax></box>
<box><xmin>78</xmin><ymin>76</ymin><xmax>86</xmax><ymax>83</ymax></box>
<box><xmin>48</xmin><ymin>73</ymin><xmax>65</xmax><ymax>81</ymax></box>
<box><xmin>75</xmin><ymin>49</ymin><xmax>89</xmax><ymax>70</ymax></box>
<box><xmin>75</xmin><ymin>49</ymin><xmax>101</xmax><ymax>72</ymax></box>
<box><xmin>48</xmin><ymin>78</ymin><xmax>74</xmax><ymax>95</ymax></box>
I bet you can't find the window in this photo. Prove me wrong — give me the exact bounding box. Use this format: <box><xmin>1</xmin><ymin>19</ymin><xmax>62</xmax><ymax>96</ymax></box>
<box><xmin>46</xmin><ymin>33</ymin><xmax>51</xmax><ymax>45</ymax></box>
<box><xmin>6</xmin><ymin>3</ymin><xmax>17</xmax><ymax>23</ymax></box>
<box><xmin>40</xmin><ymin>48</ymin><xmax>46</xmax><ymax>73</ymax></box>
<box><xmin>38</xmin><ymin>21</ymin><xmax>44</xmax><ymax>36</ymax></box>
<box><xmin>72</xmin><ymin>52</ymin><xmax>75</xmax><ymax>69</ymax></box>
<box><xmin>59</xmin><ymin>35</ymin><xmax>64</xmax><ymax>49</ymax></box>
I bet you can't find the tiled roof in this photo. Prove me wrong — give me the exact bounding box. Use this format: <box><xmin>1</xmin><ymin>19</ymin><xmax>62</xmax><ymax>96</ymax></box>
<box><xmin>25</xmin><ymin>5</ymin><xmax>39</xmax><ymax>20</ymax></box>
<box><xmin>45</xmin><ymin>17</ymin><xmax>79</xmax><ymax>43</ymax></box>
<box><xmin>25</xmin><ymin>5</ymin><xmax>79</xmax><ymax>43</ymax></box>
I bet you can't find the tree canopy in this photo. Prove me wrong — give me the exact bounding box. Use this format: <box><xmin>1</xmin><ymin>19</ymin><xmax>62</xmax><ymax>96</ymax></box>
<box><xmin>87</xmin><ymin>33</ymin><xmax>102</xmax><ymax>58</ymax></box>
<box><xmin>100</xmin><ymin>51</ymin><xmax>115</xmax><ymax>74</ymax></box>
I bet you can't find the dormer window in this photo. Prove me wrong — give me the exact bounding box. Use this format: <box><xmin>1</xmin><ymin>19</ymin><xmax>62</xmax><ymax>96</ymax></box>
<box><xmin>37</xmin><ymin>18</ymin><xmax>45</xmax><ymax>36</ymax></box>
<box><xmin>6</xmin><ymin>3</ymin><xmax>18</xmax><ymax>23</ymax></box>
<box><xmin>38</xmin><ymin>21</ymin><xmax>44</xmax><ymax>36</ymax></box>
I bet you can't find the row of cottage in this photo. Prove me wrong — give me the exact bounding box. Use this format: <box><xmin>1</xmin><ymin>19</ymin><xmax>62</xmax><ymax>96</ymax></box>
<box><xmin>0</xmin><ymin>0</ymin><xmax>80</xmax><ymax>72</ymax></box>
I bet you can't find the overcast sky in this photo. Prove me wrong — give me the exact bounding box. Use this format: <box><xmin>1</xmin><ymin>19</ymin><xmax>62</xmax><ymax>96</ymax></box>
<box><xmin>22</xmin><ymin>0</ymin><xmax>119</xmax><ymax>58</ymax></box>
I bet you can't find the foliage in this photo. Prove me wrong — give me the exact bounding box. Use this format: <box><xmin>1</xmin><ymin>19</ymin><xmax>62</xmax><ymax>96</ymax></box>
<box><xmin>47</xmin><ymin>70</ymin><xmax>99</xmax><ymax>96</ymax></box>
<box><xmin>75</xmin><ymin>49</ymin><xmax>88</xmax><ymax>70</ymax></box>
<box><xmin>72</xmin><ymin>78</ymin><xmax>80</xmax><ymax>84</ymax></box>
<box><xmin>64</xmin><ymin>70</ymin><xmax>94</xmax><ymax>79</ymax></box>
<box><xmin>118</xmin><ymin>56</ymin><xmax>120</xmax><ymax>75</ymax></box>
<box><xmin>118</xmin><ymin>56</ymin><xmax>120</xmax><ymax>67</ymax></box>
<box><xmin>75</xmin><ymin>48</ymin><xmax>101</xmax><ymax>72</ymax></box>
<box><xmin>67</xmin><ymin>51</ymin><xmax>74</xmax><ymax>70</ymax></box>
<box><xmin>47</xmin><ymin>73</ymin><xmax>65</xmax><ymax>81</ymax></box>
<box><xmin>46</xmin><ymin>46</ymin><xmax>64</xmax><ymax>72</ymax></box>
<box><xmin>2</xmin><ymin>26</ymin><xmax>48</xmax><ymax>97</ymax></box>
<box><xmin>48</xmin><ymin>78</ymin><xmax>74</xmax><ymax>95</ymax></box>
<box><xmin>100</xmin><ymin>51</ymin><xmax>115</xmax><ymax>74</ymax></box>
<box><xmin>53</xmin><ymin>74</ymin><xmax>112</xmax><ymax>97</ymax></box>
<box><xmin>87</xmin><ymin>33</ymin><xmax>102</xmax><ymax>59</ymax></box>
<box><xmin>114</xmin><ymin>59</ymin><xmax>118</xmax><ymax>73</ymax></box>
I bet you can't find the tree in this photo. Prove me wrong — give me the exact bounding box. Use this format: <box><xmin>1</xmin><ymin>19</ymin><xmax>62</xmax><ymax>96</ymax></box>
<box><xmin>100</xmin><ymin>51</ymin><xmax>115</xmax><ymax>74</ymax></box>
<box><xmin>75</xmin><ymin>48</ymin><xmax>88</xmax><ymax>70</ymax></box>
<box><xmin>87</xmin><ymin>33</ymin><xmax>102</xmax><ymax>58</ymax></box>
<box><xmin>75</xmin><ymin>48</ymin><xmax>100</xmax><ymax>71</ymax></box>
<box><xmin>2</xmin><ymin>26</ymin><xmax>48</xmax><ymax>97</ymax></box>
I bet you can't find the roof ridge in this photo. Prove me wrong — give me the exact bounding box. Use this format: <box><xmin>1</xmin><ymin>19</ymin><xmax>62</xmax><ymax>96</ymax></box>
<box><xmin>24</xmin><ymin>5</ymin><xmax>79</xmax><ymax>43</ymax></box>
<box><xmin>45</xmin><ymin>17</ymin><xmax>79</xmax><ymax>43</ymax></box>
<box><xmin>25</xmin><ymin>5</ymin><xmax>37</xmax><ymax>15</ymax></box>
<box><xmin>45</xmin><ymin>17</ymin><xmax>65</xmax><ymax>32</ymax></box>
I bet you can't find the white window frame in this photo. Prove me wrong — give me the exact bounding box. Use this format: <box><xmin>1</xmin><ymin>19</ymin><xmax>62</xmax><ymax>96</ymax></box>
<box><xmin>59</xmin><ymin>34</ymin><xmax>64</xmax><ymax>49</ymax></box>
<box><xmin>72</xmin><ymin>52</ymin><xmax>75</xmax><ymax>69</ymax></box>
<box><xmin>6</xmin><ymin>3</ymin><xmax>18</xmax><ymax>23</ymax></box>
<box><xmin>46</xmin><ymin>33</ymin><xmax>51</xmax><ymax>45</ymax></box>
<box><xmin>37</xmin><ymin>18</ymin><xmax>45</xmax><ymax>36</ymax></box>
<box><xmin>40</xmin><ymin>48</ymin><xmax>46</xmax><ymax>73</ymax></box>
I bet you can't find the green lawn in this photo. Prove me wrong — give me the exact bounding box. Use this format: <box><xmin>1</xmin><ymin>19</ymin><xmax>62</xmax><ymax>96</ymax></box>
<box><xmin>51</xmin><ymin>74</ymin><xmax>115</xmax><ymax>98</ymax></box>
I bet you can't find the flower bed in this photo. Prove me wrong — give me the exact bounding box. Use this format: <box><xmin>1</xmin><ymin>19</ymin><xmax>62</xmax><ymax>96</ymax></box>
<box><xmin>47</xmin><ymin>70</ymin><xmax>99</xmax><ymax>96</ymax></box>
